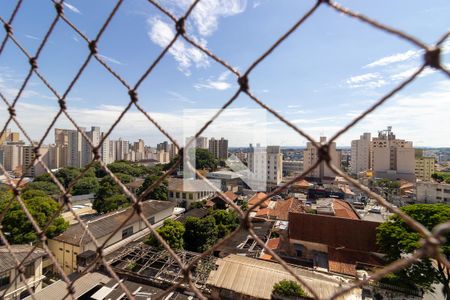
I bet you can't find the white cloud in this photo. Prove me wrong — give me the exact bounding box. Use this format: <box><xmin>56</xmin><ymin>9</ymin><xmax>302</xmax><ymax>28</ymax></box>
<box><xmin>25</xmin><ymin>34</ymin><xmax>39</xmax><ymax>40</ymax></box>
<box><xmin>147</xmin><ymin>0</ymin><xmax>246</xmax><ymax>75</ymax></box>
<box><xmin>345</xmin><ymin>72</ymin><xmax>387</xmax><ymax>89</ymax></box>
<box><xmin>97</xmin><ymin>54</ymin><xmax>125</xmax><ymax>66</ymax></box>
<box><xmin>167</xmin><ymin>91</ymin><xmax>196</xmax><ymax>104</ymax></box>
<box><xmin>188</xmin><ymin>0</ymin><xmax>247</xmax><ymax>36</ymax></box>
<box><xmin>346</xmin><ymin>72</ymin><xmax>380</xmax><ymax>84</ymax></box>
<box><xmin>194</xmin><ymin>71</ymin><xmax>232</xmax><ymax>90</ymax></box>
<box><xmin>147</xmin><ymin>17</ymin><xmax>209</xmax><ymax>76</ymax></box>
<box><xmin>64</xmin><ymin>2</ymin><xmax>81</xmax><ymax>14</ymax></box>
<box><xmin>365</xmin><ymin>49</ymin><xmax>421</xmax><ymax>68</ymax></box>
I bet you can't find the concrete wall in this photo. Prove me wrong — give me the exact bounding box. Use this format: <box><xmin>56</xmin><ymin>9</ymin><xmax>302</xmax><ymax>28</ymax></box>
<box><xmin>2</xmin><ymin>257</ymin><xmax>43</xmax><ymax>299</ymax></box>
<box><xmin>416</xmin><ymin>181</ymin><xmax>450</xmax><ymax>203</ymax></box>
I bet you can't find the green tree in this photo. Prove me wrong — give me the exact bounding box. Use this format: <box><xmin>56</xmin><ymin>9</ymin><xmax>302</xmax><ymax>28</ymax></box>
<box><xmin>107</xmin><ymin>161</ymin><xmax>149</xmax><ymax>177</ymax></box>
<box><xmin>183</xmin><ymin>216</ymin><xmax>218</xmax><ymax>252</ymax></box>
<box><xmin>210</xmin><ymin>209</ymin><xmax>239</xmax><ymax>238</ymax></box>
<box><xmin>72</xmin><ymin>177</ymin><xmax>100</xmax><ymax>195</ymax></box>
<box><xmin>145</xmin><ymin>219</ymin><xmax>185</xmax><ymax>249</ymax></box>
<box><xmin>94</xmin><ymin>194</ymin><xmax>128</xmax><ymax>214</ymax></box>
<box><xmin>93</xmin><ymin>174</ymin><xmax>133</xmax><ymax>214</ymax></box>
<box><xmin>0</xmin><ymin>190</ymin><xmax>68</xmax><ymax>244</ymax></box>
<box><xmin>272</xmin><ymin>280</ymin><xmax>308</xmax><ymax>298</ymax></box>
<box><xmin>54</xmin><ymin>167</ymin><xmax>82</xmax><ymax>188</ymax></box>
<box><xmin>431</xmin><ymin>172</ymin><xmax>450</xmax><ymax>184</ymax></box>
<box><xmin>164</xmin><ymin>148</ymin><xmax>218</xmax><ymax>172</ymax></box>
<box><xmin>377</xmin><ymin>204</ymin><xmax>450</xmax><ymax>297</ymax></box>
<box><xmin>136</xmin><ymin>174</ymin><xmax>168</xmax><ymax>200</ymax></box>
<box><xmin>23</xmin><ymin>181</ymin><xmax>60</xmax><ymax>197</ymax></box>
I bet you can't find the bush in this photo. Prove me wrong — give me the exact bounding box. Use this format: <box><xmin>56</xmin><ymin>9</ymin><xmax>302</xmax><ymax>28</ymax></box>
<box><xmin>272</xmin><ymin>280</ymin><xmax>308</xmax><ymax>298</ymax></box>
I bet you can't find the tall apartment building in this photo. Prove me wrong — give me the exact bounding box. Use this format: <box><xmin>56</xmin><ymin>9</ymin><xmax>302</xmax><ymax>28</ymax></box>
<box><xmin>156</xmin><ymin>141</ymin><xmax>169</xmax><ymax>152</ymax></box>
<box><xmin>208</xmin><ymin>137</ymin><xmax>228</xmax><ymax>160</ymax></box>
<box><xmin>22</xmin><ymin>144</ymin><xmax>49</xmax><ymax>177</ymax></box>
<box><xmin>82</xmin><ymin>126</ymin><xmax>101</xmax><ymax>166</ymax></box>
<box><xmin>114</xmin><ymin>138</ymin><xmax>129</xmax><ymax>161</ymax></box>
<box><xmin>168</xmin><ymin>143</ymin><xmax>178</xmax><ymax>160</ymax></box>
<box><xmin>415</xmin><ymin>156</ymin><xmax>435</xmax><ymax>181</ymax></box>
<box><xmin>185</xmin><ymin>136</ymin><xmax>208</xmax><ymax>149</ymax></box>
<box><xmin>54</xmin><ymin>128</ymin><xmax>70</xmax><ymax>146</ymax></box>
<box><xmin>47</xmin><ymin>144</ymin><xmax>68</xmax><ymax>169</ymax></box>
<box><xmin>303</xmin><ymin>136</ymin><xmax>340</xmax><ymax>180</ymax></box>
<box><xmin>371</xmin><ymin>127</ymin><xmax>415</xmax><ymax>182</ymax></box>
<box><xmin>67</xmin><ymin>129</ymin><xmax>84</xmax><ymax>168</ymax></box>
<box><xmin>247</xmin><ymin>143</ymin><xmax>267</xmax><ymax>191</ymax></box>
<box><xmin>2</xmin><ymin>142</ymin><xmax>24</xmax><ymax>171</ymax></box>
<box><xmin>416</xmin><ymin>181</ymin><xmax>450</xmax><ymax>203</ymax></box>
<box><xmin>267</xmin><ymin>146</ymin><xmax>283</xmax><ymax>189</ymax></box>
<box><xmin>101</xmin><ymin>133</ymin><xmax>111</xmax><ymax>164</ymax></box>
<box><xmin>350</xmin><ymin>132</ymin><xmax>371</xmax><ymax>175</ymax></box>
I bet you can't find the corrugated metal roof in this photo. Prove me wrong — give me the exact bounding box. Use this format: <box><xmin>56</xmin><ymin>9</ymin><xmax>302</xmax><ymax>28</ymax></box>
<box><xmin>0</xmin><ymin>245</ymin><xmax>46</xmax><ymax>273</ymax></box>
<box><xmin>24</xmin><ymin>272</ymin><xmax>110</xmax><ymax>300</ymax></box>
<box><xmin>52</xmin><ymin>200</ymin><xmax>174</xmax><ymax>246</ymax></box>
<box><xmin>207</xmin><ymin>254</ymin><xmax>362</xmax><ymax>299</ymax></box>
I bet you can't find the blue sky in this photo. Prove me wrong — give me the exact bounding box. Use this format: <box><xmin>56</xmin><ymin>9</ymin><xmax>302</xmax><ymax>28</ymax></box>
<box><xmin>0</xmin><ymin>0</ymin><xmax>449</xmax><ymax>147</ymax></box>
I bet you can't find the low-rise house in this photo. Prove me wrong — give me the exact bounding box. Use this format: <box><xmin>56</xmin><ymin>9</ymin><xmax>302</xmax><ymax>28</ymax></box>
<box><xmin>254</xmin><ymin>197</ymin><xmax>302</xmax><ymax>221</ymax></box>
<box><xmin>168</xmin><ymin>178</ymin><xmax>219</xmax><ymax>208</ymax></box>
<box><xmin>0</xmin><ymin>245</ymin><xmax>46</xmax><ymax>300</ymax></box>
<box><xmin>416</xmin><ymin>181</ymin><xmax>450</xmax><ymax>203</ymax></box>
<box><xmin>206</xmin><ymin>191</ymin><xmax>238</xmax><ymax>210</ymax></box>
<box><xmin>48</xmin><ymin>200</ymin><xmax>174</xmax><ymax>274</ymax></box>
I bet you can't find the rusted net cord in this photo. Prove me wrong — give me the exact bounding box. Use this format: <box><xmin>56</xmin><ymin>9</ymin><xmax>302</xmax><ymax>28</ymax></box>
<box><xmin>0</xmin><ymin>0</ymin><xmax>449</xmax><ymax>299</ymax></box>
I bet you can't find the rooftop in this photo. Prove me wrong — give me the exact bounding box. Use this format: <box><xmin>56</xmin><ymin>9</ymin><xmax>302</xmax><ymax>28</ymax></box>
<box><xmin>52</xmin><ymin>200</ymin><xmax>174</xmax><ymax>246</ymax></box>
<box><xmin>168</xmin><ymin>178</ymin><xmax>220</xmax><ymax>192</ymax></box>
<box><xmin>0</xmin><ymin>245</ymin><xmax>46</xmax><ymax>273</ymax></box>
<box><xmin>289</xmin><ymin>212</ymin><xmax>380</xmax><ymax>253</ymax></box>
<box><xmin>207</xmin><ymin>254</ymin><xmax>361</xmax><ymax>299</ymax></box>
<box><xmin>24</xmin><ymin>272</ymin><xmax>110</xmax><ymax>300</ymax></box>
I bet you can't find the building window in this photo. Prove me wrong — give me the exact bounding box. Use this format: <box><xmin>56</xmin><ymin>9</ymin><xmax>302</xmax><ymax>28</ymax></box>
<box><xmin>444</xmin><ymin>189</ymin><xmax>450</xmax><ymax>193</ymax></box>
<box><xmin>148</xmin><ymin>216</ymin><xmax>155</xmax><ymax>225</ymax></box>
<box><xmin>189</xmin><ymin>193</ymin><xmax>193</xmax><ymax>200</ymax></box>
<box><xmin>182</xmin><ymin>192</ymin><xmax>186</xmax><ymax>199</ymax></box>
<box><xmin>169</xmin><ymin>191</ymin><xmax>174</xmax><ymax>198</ymax></box>
<box><xmin>0</xmin><ymin>272</ymin><xmax>10</xmax><ymax>290</ymax></box>
<box><xmin>122</xmin><ymin>226</ymin><xmax>134</xmax><ymax>239</ymax></box>
<box><xmin>24</xmin><ymin>263</ymin><xmax>34</xmax><ymax>279</ymax></box>
<box><xmin>437</xmin><ymin>188</ymin><xmax>442</xmax><ymax>191</ymax></box>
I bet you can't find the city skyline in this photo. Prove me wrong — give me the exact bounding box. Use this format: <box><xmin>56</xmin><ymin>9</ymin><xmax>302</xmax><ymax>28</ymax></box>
<box><xmin>0</xmin><ymin>1</ymin><xmax>449</xmax><ymax>147</ymax></box>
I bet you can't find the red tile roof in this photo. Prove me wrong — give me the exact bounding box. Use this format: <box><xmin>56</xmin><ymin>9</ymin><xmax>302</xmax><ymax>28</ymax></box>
<box><xmin>248</xmin><ymin>192</ymin><xmax>269</xmax><ymax>209</ymax></box>
<box><xmin>328</xmin><ymin>247</ymin><xmax>384</xmax><ymax>276</ymax></box>
<box><xmin>333</xmin><ymin>199</ymin><xmax>359</xmax><ymax>220</ymax></box>
<box><xmin>266</xmin><ymin>238</ymin><xmax>280</xmax><ymax>250</ymax></box>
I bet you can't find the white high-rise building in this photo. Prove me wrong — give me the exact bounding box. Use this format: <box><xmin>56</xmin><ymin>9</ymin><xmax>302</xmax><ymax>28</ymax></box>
<box><xmin>114</xmin><ymin>138</ymin><xmax>129</xmax><ymax>161</ymax></box>
<box><xmin>247</xmin><ymin>143</ymin><xmax>267</xmax><ymax>191</ymax></box>
<box><xmin>267</xmin><ymin>146</ymin><xmax>283</xmax><ymax>188</ymax></box>
<box><xmin>303</xmin><ymin>136</ymin><xmax>340</xmax><ymax>180</ymax></box>
<box><xmin>100</xmin><ymin>133</ymin><xmax>110</xmax><ymax>164</ymax></box>
<box><xmin>82</xmin><ymin>126</ymin><xmax>101</xmax><ymax>166</ymax></box>
<box><xmin>350</xmin><ymin>132</ymin><xmax>371</xmax><ymax>175</ymax></box>
<box><xmin>371</xmin><ymin>127</ymin><xmax>415</xmax><ymax>182</ymax></box>
<box><xmin>67</xmin><ymin>129</ymin><xmax>84</xmax><ymax>168</ymax></box>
